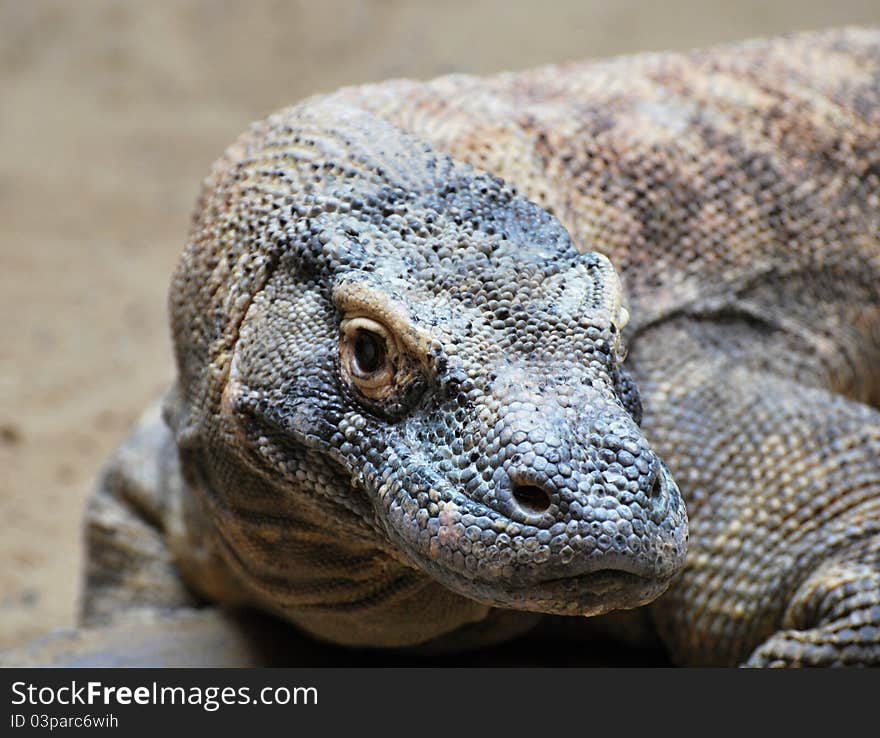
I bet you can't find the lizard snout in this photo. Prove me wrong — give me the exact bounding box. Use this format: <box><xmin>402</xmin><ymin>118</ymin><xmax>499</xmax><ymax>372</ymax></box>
<box><xmin>501</xmin><ymin>443</ymin><xmax>676</xmax><ymax>527</ymax></box>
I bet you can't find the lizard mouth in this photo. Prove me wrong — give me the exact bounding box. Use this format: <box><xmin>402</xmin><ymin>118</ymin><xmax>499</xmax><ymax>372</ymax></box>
<box><xmin>540</xmin><ymin>569</ymin><xmax>646</xmax><ymax>591</ymax></box>
<box><xmin>495</xmin><ymin>567</ymin><xmax>673</xmax><ymax>616</ymax></box>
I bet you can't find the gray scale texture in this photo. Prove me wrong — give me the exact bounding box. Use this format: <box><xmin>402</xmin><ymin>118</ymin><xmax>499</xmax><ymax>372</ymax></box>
<box><xmin>68</xmin><ymin>28</ymin><xmax>880</xmax><ymax>666</ymax></box>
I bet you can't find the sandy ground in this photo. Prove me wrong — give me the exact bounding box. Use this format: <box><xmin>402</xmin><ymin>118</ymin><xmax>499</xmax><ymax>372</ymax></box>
<box><xmin>2</xmin><ymin>0</ymin><xmax>879</xmax><ymax>650</ymax></box>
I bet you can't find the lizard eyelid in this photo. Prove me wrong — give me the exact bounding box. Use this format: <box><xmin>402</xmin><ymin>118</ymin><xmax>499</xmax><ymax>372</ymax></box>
<box><xmin>340</xmin><ymin>316</ymin><xmax>399</xmax><ymax>395</ymax></box>
<box><xmin>332</xmin><ymin>279</ymin><xmax>437</xmax><ymax>365</ymax></box>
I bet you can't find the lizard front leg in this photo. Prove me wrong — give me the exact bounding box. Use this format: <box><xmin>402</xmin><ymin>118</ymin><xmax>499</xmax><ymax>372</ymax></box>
<box><xmin>743</xmin><ymin>539</ymin><xmax>880</xmax><ymax>666</ymax></box>
<box><xmin>630</xmin><ymin>320</ymin><xmax>880</xmax><ymax>666</ymax></box>
<box><xmin>83</xmin><ymin>398</ymin><xmax>247</xmax><ymax>624</ymax></box>
<box><xmin>83</xmin><ymin>401</ymin><xmax>200</xmax><ymax>621</ymax></box>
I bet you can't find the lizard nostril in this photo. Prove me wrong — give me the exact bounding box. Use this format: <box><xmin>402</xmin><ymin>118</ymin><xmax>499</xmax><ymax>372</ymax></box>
<box><xmin>650</xmin><ymin>473</ymin><xmax>663</xmax><ymax>499</ymax></box>
<box><xmin>646</xmin><ymin>465</ymin><xmax>673</xmax><ymax>522</ymax></box>
<box><xmin>511</xmin><ymin>484</ymin><xmax>552</xmax><ymax>514</ymax></box>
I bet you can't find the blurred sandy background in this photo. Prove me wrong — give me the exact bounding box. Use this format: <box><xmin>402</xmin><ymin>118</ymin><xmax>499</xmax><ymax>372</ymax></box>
<box><xmin>2</xmin><ymin>0</ymin><xmax>879</xmax><ymax>649</ymax></box>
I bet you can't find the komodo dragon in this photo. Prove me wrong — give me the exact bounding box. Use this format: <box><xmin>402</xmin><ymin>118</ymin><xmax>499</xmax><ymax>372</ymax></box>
<box><xmin>61</xmin><ymin>28</ymin><xmax>880</xmax><ymax>667</ymax></box>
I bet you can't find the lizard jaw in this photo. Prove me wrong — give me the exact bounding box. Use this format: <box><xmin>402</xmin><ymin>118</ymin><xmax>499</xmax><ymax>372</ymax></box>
<box><xmin>494</xmin><ymin>569</ymin><xmax>675</xmax><ymax>617</ymax></box>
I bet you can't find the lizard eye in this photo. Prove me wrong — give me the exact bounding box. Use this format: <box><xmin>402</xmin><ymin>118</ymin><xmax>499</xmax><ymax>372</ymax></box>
<box><xmin>353</xmin><ymin>329</ymin><xmax>385</xmax><ymax>375</ymax></box>
<box><xmin>340</xmin><ymin>317</ymin><xmax>397</xmax><ymax>397</ymax></box>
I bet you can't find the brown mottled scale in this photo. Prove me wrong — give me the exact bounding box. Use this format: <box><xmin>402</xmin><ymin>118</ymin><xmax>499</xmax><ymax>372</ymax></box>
<box><xmin>60</xmin><ymin>28</ymin><xmax>880</xmax><ymax>667</ymax></box>
<box><xmin>319</xmin><ymin>29</ymin><xmax>880</xmax><ymax>664</ymax></box>
<box><xmin>333</xmin><ymin>29</ymin><xmax>880</xmax><ymax>358</ymax></box>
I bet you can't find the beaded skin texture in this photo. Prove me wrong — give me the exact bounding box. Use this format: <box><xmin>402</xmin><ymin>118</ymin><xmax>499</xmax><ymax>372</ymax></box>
<box><xmin>81</xmin><ymin>28</ymin><xmax>879</xmax><ymax>666</ymax></box>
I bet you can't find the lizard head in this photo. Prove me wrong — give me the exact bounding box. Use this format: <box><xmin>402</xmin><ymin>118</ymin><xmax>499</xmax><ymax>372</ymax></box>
<box><xmin>169</xmin><ymin>102</ymin><xmax>687</xmax><ymax>621</ymax></box>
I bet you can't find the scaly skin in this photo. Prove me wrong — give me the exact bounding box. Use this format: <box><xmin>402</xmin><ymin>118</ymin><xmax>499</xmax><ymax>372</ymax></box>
<box><xmin>76</xmin><ymin>28</ymin><xmax>879</xmax><ymax>666</ymax></box>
